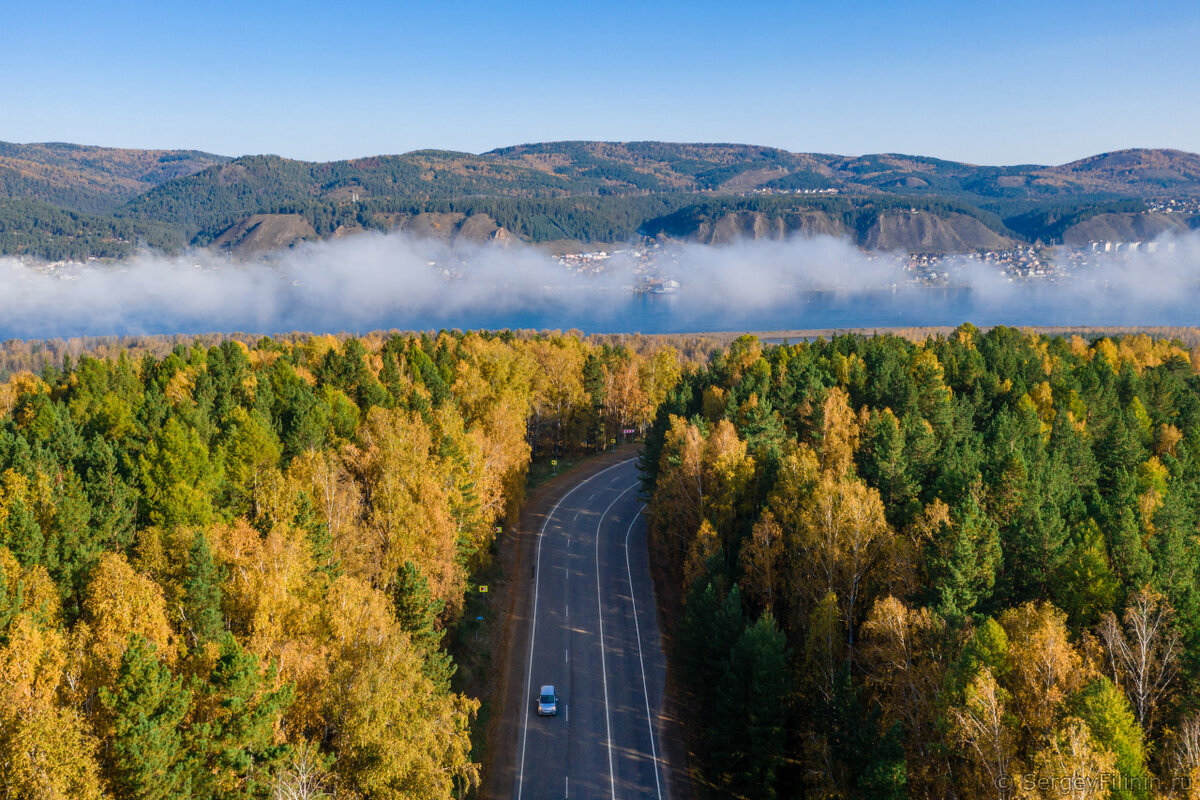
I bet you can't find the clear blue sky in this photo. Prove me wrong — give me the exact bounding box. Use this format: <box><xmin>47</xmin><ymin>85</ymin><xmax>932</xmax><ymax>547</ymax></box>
<box><xmin>3</xmin><ymin>0</ymin><xmax>1197</xmax><ymax>165</ymax></box>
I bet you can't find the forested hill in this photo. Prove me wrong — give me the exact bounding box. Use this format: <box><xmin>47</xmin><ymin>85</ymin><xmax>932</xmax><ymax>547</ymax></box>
<box><xmin>114</xmin><ymin>145</ymin><xmax>1200</xmax><ymax>230</ymax></box>
<box><xmin>0</xmin><ymin>141</ymin><xmax>228</xmax><ymax>214</ymax></box>
<box><xmin>3</xmin><ymin>139</ymin><xmax>1200</xmax><ymax>259</ymax></box>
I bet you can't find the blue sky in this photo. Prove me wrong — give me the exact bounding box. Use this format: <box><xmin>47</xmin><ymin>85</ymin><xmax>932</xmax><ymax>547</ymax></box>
<box><xmin>3</xmin><ymin>0</ymin><xmax>1197</xmax><ymax>165</ymax></box>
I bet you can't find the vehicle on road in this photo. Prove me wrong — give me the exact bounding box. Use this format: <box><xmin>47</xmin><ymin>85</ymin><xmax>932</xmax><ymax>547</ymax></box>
<box><xmin>537</xmin><ymin>685</ymin><xmax>559</xmax><ymax>716</ymax></box>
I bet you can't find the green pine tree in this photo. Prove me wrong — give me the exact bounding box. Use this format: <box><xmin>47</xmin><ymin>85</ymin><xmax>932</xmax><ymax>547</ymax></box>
<box><xmin>99</xmin><ymin>635</ymin><xmax>193</xmax><ymax>800</ymax></box>
<box><xmin>393</xmin><ymin>561</ymin><xmax>444</xmax><ymax>651</ymax></box>
<box><xmin>182</xmin><ymin>532</ymin><xmax>226</xmax><ymax>649</ymax></box>
<box><xmin>393</xmin><ymin>561</ymin><xmax>454</xmax><ymax>687</ymax></box>
<box><xmin>710</xmin><ymin>613</ymin><xmax>791</xmax><ymax>800</ymax></box>
<box><xmin>927</xmin><ymin>492</ymin><xmax>1001</xmax><ymax>619</ymax></box>
<box><xmin>187</xmin><ymin>635</ymin><xmax>293</xmax><ymax>800</ymax></box>
<box><xmin>0</xmin><ymin>554</ymin><xmax>25</xmax><ymax>642</ymax></box>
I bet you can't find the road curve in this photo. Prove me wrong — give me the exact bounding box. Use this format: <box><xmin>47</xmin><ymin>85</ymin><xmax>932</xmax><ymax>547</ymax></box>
<box><xmin>512</xmin><ymin>456</ymin><xmax>672</xmax><ymax>800</ymax></box>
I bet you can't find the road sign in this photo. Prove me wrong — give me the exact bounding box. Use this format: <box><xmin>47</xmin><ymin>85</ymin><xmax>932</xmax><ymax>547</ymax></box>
<box><xmin>622</xmin><ymin>428</ymin><xmax>635</xmax><ymax>435</ymax></box>
<box><xmin>479</xmin><ymin>585</ymin><xmax>489</xmax><ymax>593</ymax></box>
<box><xmin>551</xmin><ymin>459</ymin><xmax>558</xmax><ymax>467</ymax></box>
<box><xmin>475</xmin><ymin>616</ymin><xmax>484</xmax><ymax>622</ymax></box>
<box><xmin>494</xmin><ymin>525</ymin><xmax>503</xmax><ymax>534</ymax></box>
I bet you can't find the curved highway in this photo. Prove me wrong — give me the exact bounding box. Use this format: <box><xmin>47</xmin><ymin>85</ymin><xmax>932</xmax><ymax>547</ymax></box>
<box><xmin>513</xmin><ymin>456</ymin><xmax>671</xmax><ymax>800</ymax></box>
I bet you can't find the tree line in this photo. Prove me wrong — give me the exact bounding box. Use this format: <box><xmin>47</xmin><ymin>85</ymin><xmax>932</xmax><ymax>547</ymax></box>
<box><xmin>0</xmin><ymin>330</ymin><xmax>681</xmax><ymax>799</ymax></box>
<box><xmin>643</xmin><ymin>326</ymin><xmax>1200</xmax><ymax>799</ymax></box>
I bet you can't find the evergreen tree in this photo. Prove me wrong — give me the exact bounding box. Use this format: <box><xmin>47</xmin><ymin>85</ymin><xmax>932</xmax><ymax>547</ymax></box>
<box><xmin>710</xmin><ymin>613</ymin><xmax>791</xmax><ymax>800</ymax></box>
<box><xmin>0</xmin><ymin>553</ymin><xmax>24</xmax><ymax>641</ymax></box>
<box><xmin>0</xmin><ymin>494</ymin><xmax>44</xmax><ymax>575</ymax></box>
<box><xmin>137</xmin><ymin>417</ymin><xmax>219</xmax><ymax>529</ymax></box>
<box><xmin>393</xmin><ymin>560</ymin><xmax>445</xmax><ymax>651</ymax></box>
<box><xmin>80</xmin><ymin>435</ymin><xmax>137</xmax><ymax>553</ymax></box>
<box><xmin>393</xmin><ymin>560</ymin><xmax>453</xmax><ymax>687</ymax></box>
<box><xmin>927</xmin><ymin>492</ymin><xmax>1001</xmax><ymax>618</ymax></box>
<box><xmin>182</xmin><ymin>532</ymin><xmax>225</xmax><ymax>649</ymax></box>
<box><xmin>677</xmin><ymin>581</ymin><xmax>746</xmax><ymax>768</ymax></box>
<box><xmin>187</xmin><ymin>635</ymin><xmax>293</xmax><ymax>800</ymax></box>
<box><xmin>99</xmin><ymin>635</ymin><xmax>192</xmax><ymax>800</ymax></box>
<box><xmin>818</xmin><ymin>668</ymin><xmax>907</xmax><ymax>800</ymax></box>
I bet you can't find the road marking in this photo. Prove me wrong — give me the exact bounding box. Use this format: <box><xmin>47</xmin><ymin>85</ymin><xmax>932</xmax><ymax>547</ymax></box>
<box><xmin>565</xmin><ymin>776</ymin><xmax>569</xmax><ymax>798</ymax></box>
<box><xmin>596</xmin><ymin>481</ymin><xmax>641</xmax><ymax>800</ymax></box>
<box><xmin>517</xmin><ymin>458</ymin><xmax>636</xmax><ymax>800</ymax></box>
<box><xmin>564</xmin><ymin>648</ymin><xmax>568</xmax><ymax>663</ymax></box>
<box><xmin>625</xmin><ymin>504</ymin><xmax>664</xmax><ymax>800</ymax></box>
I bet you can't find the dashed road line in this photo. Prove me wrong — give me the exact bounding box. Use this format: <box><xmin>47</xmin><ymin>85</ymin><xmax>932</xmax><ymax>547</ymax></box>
<box><xmin>516</xmin><ymin>458</ymin><xmax>636</xmax><ymax>800</ymax></box>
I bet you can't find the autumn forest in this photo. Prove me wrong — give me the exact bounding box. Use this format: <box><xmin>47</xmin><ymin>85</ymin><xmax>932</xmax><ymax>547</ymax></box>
<box><xmin>645</xmin><ymin>327</ymin><xmax>1200</xmax><ymax>799</ymax></box>
<box><xmin>0</xmin><ymin>330</ymin><xmax>678</xmax><ymax>799</ymax></box>
<box><xmin>5</xmin><ymin>325</ymin><xmax>1200</xmax><ymax>800</ymax></box>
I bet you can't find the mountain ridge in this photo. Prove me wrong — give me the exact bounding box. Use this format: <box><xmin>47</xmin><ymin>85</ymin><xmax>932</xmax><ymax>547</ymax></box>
<box><xmin>2</xmin><ymin>140</ymin><xmax>1198</xmax><ymax>259</ymax></box>
<box><xmin>0</xmin><ymin>141</ymin><xmax>229</xmax><ymax>214</ymax></box>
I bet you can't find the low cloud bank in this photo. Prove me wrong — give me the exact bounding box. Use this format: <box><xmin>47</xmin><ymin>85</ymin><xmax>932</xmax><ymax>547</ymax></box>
<box><xmin>2</xmin><ymin>230</ymin><xmax>1199</xmax><ymax>339</ymax></box>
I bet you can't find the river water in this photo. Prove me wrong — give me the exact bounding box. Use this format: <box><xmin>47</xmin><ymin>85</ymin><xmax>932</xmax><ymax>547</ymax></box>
<box><xmin>5</xmin><ymin>282</ymin><xmax>1198</xmax><ymax>340</ymax></box>
<box><xmin>305</xmin><ymin>287</ymin><xmax>1200</xmax><ymax>337</ymax></box>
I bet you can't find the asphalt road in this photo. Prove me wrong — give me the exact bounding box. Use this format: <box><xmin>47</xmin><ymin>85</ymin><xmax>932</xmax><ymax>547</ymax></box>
<box><xmin>514</xmin><ymin>457</ymin><xmax>671</xmax><ymax>800</ymax></box>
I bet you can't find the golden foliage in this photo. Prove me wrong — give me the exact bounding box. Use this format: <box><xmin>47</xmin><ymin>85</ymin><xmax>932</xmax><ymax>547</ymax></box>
<box><xmin>0</xmin><ymin>617</ymin><xmax>104</xmax><ymax>800</ymax></box>
<box><xmin>738</xmin><ymin>511</ymin><xmax>783</xmax><ymax>612</ymax></box>
<box><xmin>1027</xmin><ymin>718</ymin><xmax>1116</xmax><ymax>800</ymax></box>
<box><xmin>787</xmin><ymin>468</ymin><xmax>894</xmax><ymax>649</ymax></box>
<box><xmin>950</xmin><ymin>668</ymin><xmax>1018</xmax><ymax>799</ymax></box>
<box><xmin>1092</xmin><ymin>333</ymin><xmax>1190</xmax><ymax>373</ymax></box>
<box><xmin>79</xmin><ymin>552</ymin><xmax>176</xmax><ymax>699</ymax></box>
<box><xmin>321</xmin><ymin>576</ymin><xmax>478</xmax><ymax>799</ymax></box>
<box><xmin>817</xmin><ymin>387</ymin><xmax>859</xmax><ymax>476</ymax></box>
<box><xmin>1001</xmin><ymin>602</ymin><xmax>1087</xmax><ymax>738</ymax></box>
<box><xmin>684</xmin><ymin>519</ymin><xmax>720</xmax><ymax>590</ymax></box>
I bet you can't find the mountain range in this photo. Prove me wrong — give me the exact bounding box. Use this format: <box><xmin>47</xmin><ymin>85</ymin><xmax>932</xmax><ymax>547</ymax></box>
<box><xmin>1</xmin><ymin>140</ymin><xmax>1198</xmax><ymax>260</ymax></box>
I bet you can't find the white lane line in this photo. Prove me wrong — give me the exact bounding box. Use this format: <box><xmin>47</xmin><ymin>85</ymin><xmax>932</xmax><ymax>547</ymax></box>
<box><xmin>517</xmin><ymin>458</ymin><xmax>637</xmax><ymax>800</ymax></box>
<box><xmin>565</xmin><ymin>776</ymin><xmax>569</xmax><ymax>798</ymax></box>
<box><xmin>596</xmin><ymin>481</ymin><xmax>641</xmax><ymax>800</ymax></box>
<box><xmin>588</xmin><ymin>493</ymin><xmax>596</xmax><ymax>502</ymax></box>
<box><xmin>625</xmin><ymin>504</ymin><xmax>664</xmax><ymax>800</ymax></box>
<box><xmin>565</xmin><ymin>648</ymin><xmax>569</xmax><ymax>663</ymax></box>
